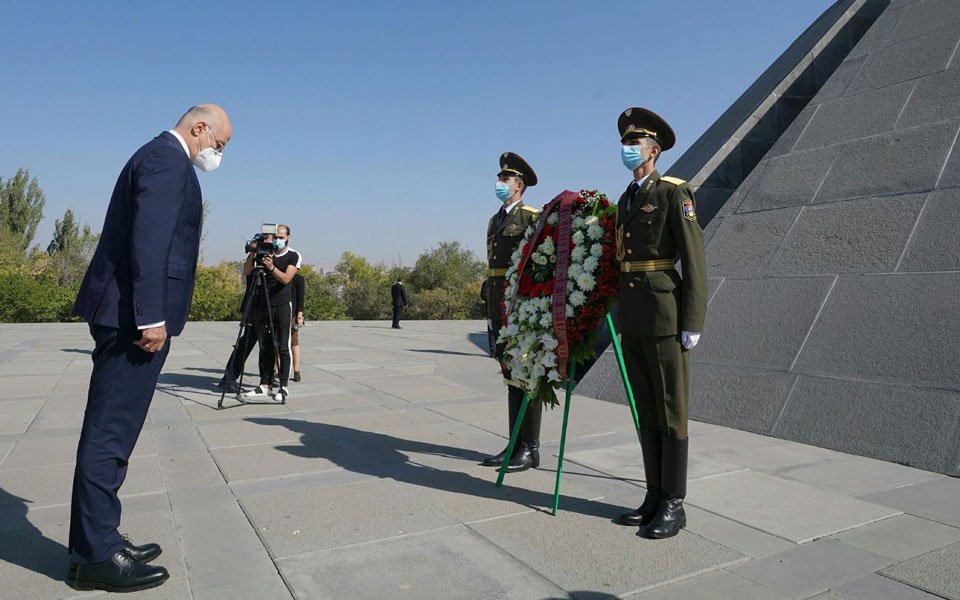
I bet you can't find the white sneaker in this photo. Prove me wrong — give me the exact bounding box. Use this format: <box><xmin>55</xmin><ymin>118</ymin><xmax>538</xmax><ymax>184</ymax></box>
<box><xmin>275</xmin><ymin>387</ymin><xmax>289</xmax><ymax>402</ymax></box>
<box><xmin>245</xmin><ymin>385</ymin><xmax>272</xmax><ymax>398</ymax></box>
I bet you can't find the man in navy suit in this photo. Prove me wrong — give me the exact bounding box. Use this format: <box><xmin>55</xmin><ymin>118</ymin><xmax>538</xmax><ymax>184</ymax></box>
<box><xmin>68</xmin><ymin>104</ymin><xmax>232</xmax><ymax>593</ymax></box>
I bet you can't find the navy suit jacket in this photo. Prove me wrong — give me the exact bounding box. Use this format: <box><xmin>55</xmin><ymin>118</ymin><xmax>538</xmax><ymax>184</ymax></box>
<box><xmin>74</xmin><ymin>132</ymin><xmax>203</xmax><ymax>337</ymax></box>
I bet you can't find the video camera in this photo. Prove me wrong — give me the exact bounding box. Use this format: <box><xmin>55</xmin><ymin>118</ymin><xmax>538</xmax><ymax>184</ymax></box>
<box><xmin>245</xmin><ymin>223</ymin><xmax>279</xmax><ymax>260</ymax></box>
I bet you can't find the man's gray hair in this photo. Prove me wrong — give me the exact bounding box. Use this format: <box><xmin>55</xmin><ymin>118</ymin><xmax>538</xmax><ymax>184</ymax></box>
<box><xmin>176</xmin><ymin>105</ymin><xmax>222</xmax><ymax>129</ymax></box>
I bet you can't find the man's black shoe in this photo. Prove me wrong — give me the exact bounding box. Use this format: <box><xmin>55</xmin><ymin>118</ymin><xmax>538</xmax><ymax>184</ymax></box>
<box><xmin>68</xmin><ymin>550</ymin><xmax>169</xmax><ymax>593</ymax></box>
<box><xmin>638</xmin><ymin>498</ymin><xmax>686</xmax><ymax>539</ymax></box>
<box><xmin>480</xmin><ymin>446</ymin><xmax>511</xmax><ymax>467</ymax></box>
<box><xmin>69</xmin><ymin>537</ymin><xmax>162</xmax><ymax>580</ymax></box>
<box><xmin>292</xmin><ymin>371</ymin><xmax>302</xmax><ymax>382</ymax></box>
<box><xmin>504</xmin><ymin>445</ymin><xmax>539</xmax><ymax>473</ymax></box>
<box><xmin>217</xmin><ymin>379</ymin><xmax>240</xmax><ymax>394</ymax></box>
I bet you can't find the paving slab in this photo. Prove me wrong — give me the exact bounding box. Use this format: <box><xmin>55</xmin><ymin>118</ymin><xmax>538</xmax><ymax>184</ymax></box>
<box><xmin>860</xmin><ymin>477</ymin><xmax>960</xmax><ymax>528</ymax></box>
<box><xmin>881</xmin><ymin>542</ymin><xmax>960</xmax><ymax>599</ymax></box>
<box><xmin>833</xmin><ymin>514</ymin><xmax>960</xmax><ymax>560</ymax></box>
<box><xmin>776</xmin><ymin>455</ymin><xmax>944</xmax><ymax>496</ymax></box>
<box><xmin>627</xmin><ymin>569</ymin><xmax>792</xmax><ymax>600</ymax></box>
<box><xmin>277</xmin><ymin>526</ymin><xmax>566</xmax><ymax>600</ymax></box>
<box><xmin>731</xmin><ymin>538</ymin><xmax>895</xmax><ymax>599</ymax></box>
<box><xmin>688</xmin><ymin>471</ymin><xmax>900</xmax><ymax>543</ymax></box>
<box><xmin>832</xmin><ymin>573</ymin><xmax>948</xmax><ymax>600</ymax></box>
<box><xmin>192</xmin><ymin>574</ymin><xmax>294</xmax><ymax>600</ymax></box>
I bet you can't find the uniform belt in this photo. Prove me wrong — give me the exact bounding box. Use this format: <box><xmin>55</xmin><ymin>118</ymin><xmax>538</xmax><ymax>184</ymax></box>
<box><xmin>486</xmin><ymin>268</ymin><xmax>508</xmax><ymax>277</ymax></box>
<box><xmin>620</xmin><ymin>259</ymin><xmax>676</xmax><ymax>273</ymax></box>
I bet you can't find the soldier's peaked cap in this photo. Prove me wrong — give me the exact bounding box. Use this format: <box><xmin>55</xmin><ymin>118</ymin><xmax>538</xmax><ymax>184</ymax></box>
<box><xmin>498</xmin><ymin>152</ymin><xmax>538</xmax><ymax>187</ymax></box>
<box><xmin>618</xmin><ymin>107</ymin><xmax>676</xmax><ymax>151</ymax></box>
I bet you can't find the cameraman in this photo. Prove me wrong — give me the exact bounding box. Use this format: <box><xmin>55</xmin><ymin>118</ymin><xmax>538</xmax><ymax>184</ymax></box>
<box><xmin>242</xmin><ymin>224</ymin><xmax>301</xmax><ymax>401</ymax></box>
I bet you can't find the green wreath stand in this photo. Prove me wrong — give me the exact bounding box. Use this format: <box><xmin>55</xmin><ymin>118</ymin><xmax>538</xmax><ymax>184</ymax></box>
<box><xmin>496</xmin><ymin>313</ymin><xmax>642</xmax><ymax>515</ymax></box>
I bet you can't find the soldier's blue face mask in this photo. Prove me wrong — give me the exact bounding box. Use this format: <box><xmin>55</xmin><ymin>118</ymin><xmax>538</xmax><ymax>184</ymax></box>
<box><xmin>495</xmin><ymin>181</ymin><xmax>514</xmax><ymax>201</ymax></box>
<box><xmin>621</xmin><ymin>145</ymin><xmax>647</xmax><ymax>171</ymax></box>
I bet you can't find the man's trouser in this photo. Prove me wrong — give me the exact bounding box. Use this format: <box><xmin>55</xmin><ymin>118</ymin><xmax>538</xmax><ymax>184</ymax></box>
<box><xmin>254</xmin><ymin>303</ymin><xmax>292</xmax><ymax>387</ymax></box>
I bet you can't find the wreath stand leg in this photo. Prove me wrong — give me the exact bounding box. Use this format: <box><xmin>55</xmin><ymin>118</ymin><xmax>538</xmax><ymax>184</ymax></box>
<box><xmin>547</xmin><ymin>313</ymin><xmax>641</xmax><ymax>514</ymax></box>
<box><xmin>551</xmin><ymin>361</ymin><xmax>577</xmax><ymax>514</ymax></box>
<box><xmin>496</xmin><ymin>392</ymin><xmax>530</xmax><ymax>487</ymax></box>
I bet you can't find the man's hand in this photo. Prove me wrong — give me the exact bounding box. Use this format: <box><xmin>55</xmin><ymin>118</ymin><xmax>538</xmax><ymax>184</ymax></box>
<box><xmin>297</xmin><ymin>312</ymin><xmax>304</xmax><ymax>327</ymax></box>
<box><xmin>680</xmin><ymin>331</ymin><xmax>701</xmax><ymax>350</ymax></box>
<box><xmin>135</xmin><ymin>324</ymin><xmax>168</xmax><ymax>353</ymax></box>
<box><xmin>263</xmin><ymin>255</ymin><xmax>275</xmax><ymax>273</ymax></box>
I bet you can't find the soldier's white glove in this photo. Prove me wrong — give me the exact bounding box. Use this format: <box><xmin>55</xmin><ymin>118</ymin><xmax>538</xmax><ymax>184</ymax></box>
<box><xmin>681</xmin><ymin>331</ymin><xmax>701</xmax><ymax>350</ymax></box>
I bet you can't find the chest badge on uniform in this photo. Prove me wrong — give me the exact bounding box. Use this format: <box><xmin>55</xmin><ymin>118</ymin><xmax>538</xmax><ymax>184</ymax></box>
<box><xmin>640</xmin><ymin>203</ymin><xmax>656</xmax><ymax>213</ymax></box>
<box><xmin>504</xmin><ymin>223</ymin><xmax>520</xmax><ymax>234</ymax></box>
<box><xmin>682</xmin><ymin>198</ymin><xmax>697</xmax><ymax>221</ymax></box>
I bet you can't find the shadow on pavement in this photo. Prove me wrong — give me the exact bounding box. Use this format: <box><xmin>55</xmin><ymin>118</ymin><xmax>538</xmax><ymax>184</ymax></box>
<box><xmin>248</xmin><ymin>417</ymin><xmax>629</xmax><ymax>520</ymax></box>
<box><xmin>0</xmin><ymin>487</ymin><xmax>68</xmax><ymax>584</ymax></box>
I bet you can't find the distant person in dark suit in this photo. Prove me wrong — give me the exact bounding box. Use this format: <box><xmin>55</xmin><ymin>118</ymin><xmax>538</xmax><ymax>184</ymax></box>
<box><xmin>70</xmin><ymin>104</ymin><xmax>232</xmax><ymax>593</ymax></box>
<box><xmin>291</xmin><ymin>272</ymin><xmax>304</xmax><ymax>382</ymax></box>
<box><xmin>391</xmin><ymin>277</ymin><xmax>408</xmax><ymax>329</ymax></box>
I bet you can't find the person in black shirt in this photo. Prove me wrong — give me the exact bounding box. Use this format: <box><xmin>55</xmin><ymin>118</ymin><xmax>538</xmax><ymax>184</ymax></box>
<box><xmin>290</xmin><ymin>272</ymin><xmax>305</xmax><ymax>382</ymax></box>
<box><xmin>391</xmin><ymin>277</ymin><xmax>408</xmax><ymax>329</ymax></box>
<box><xmin>241</xmin><ymin>224</ymin><xmax>301</xmax><ymax>401</ymax></box>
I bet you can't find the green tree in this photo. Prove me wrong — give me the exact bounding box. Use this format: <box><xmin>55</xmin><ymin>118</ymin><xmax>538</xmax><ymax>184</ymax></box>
<box><xmin>336</xmin><ymin>251</ymin><xmax>391</xmax><ymax>320</ymax></box>
<box><xmin>407</xmin><ymin>241</ymin><xmax>485</xmax><ymax>291</ymax></box>
<box><xmin>299</xmin><ymin>265</ymin><xmax>348</xmax><ymax>321</ymax></box>
<box><xmin>1</xmin><ymin>168</ymin><xmax>46</xmax><ymax>253</ymax></box>
<box><xmin>46</xmin><ymin>208</ymin><xmax>100</xmax><ymax>287</ymax></box>
<box><xmin>189</xmin><ymin>261</ymin><xmax>245</xmax><ymax>321</ymax></box>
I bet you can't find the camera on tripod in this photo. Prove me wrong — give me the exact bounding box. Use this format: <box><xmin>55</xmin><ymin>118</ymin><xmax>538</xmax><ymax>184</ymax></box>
<box><xmin>245</xmin><ymin>223</ymin><xmax>279</xmax><ymax>266</ymax></box>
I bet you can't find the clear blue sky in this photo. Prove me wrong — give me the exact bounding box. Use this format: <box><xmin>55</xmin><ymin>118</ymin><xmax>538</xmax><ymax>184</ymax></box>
<box><xmin>1</xmin><ymin>0</ymin><xmax>833</xmax><ymax>269</ymax></box>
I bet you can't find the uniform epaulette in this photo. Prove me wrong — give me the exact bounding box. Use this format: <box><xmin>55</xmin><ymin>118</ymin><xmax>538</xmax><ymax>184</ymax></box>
<box><xmin>660</xmin><ymin>176</ymin><xmax>686</xmax><ymax>186</ymax></box>
<box><xmin>521</xmin><ymin>205</ymin><xmax>541</xmax><ymax>213</ymax></box>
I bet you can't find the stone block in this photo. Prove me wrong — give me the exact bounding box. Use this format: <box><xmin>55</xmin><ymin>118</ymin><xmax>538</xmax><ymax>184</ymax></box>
<box><xmin>815</xmin><ymin>122</ymin><xmax>958</xmax><ymax>202</ymax></box>
<box><xmin>688</xmin><ymin>364</ymin><xmax>795</xmax><ymax>434</ymax></box>
<box><xmin>769</xmin><ymin>194</ymin><xmax>925</xmax><ymax>274</ymax></box>
<box><xmin>704</xmin><ymin>207</ymin><xmax>801</xmax><ymax>277</ymax></box>
<box><xmin>731</xmin><ymin>538</ymin><xmax>895</xmax><ymax>599</ymax></box>
<box><xmin>683</xmin><ymin>505</ymin><xmax>797</xmax><ymax>559</ymax></box>
<box><xmin>846</xmin><ymin>24</ymin><xmax>960</xmax><ymax>96</ymax></box>
<box><xmin>690</xmin><ymin>471</ymin><xmax>898</xmax><ymax>543</ymax></box>
<box><xmin>898</xmin><ymin>188</ymin><xmax>960</xmax><ymax>272</ymax></box>
<box><xmin>887</xmin><ymin>0</ymin><xmax>960</xmax><ymax>46</ymax></box>
<box><xmin>767</xmin><ymin>104</ymin><xmax>817</xmax><ymax>158</ymax></box>
<box><xmin>276</xmin><ymin>526</ymin><xmax>564</xmax><ymax>600</ymax></box>
<box><xmin>739</xmin><ymin>147</ymin><xmax>839</xmax><ymax>212</ymax></box>
<box><xmin>881</xmin><ymin>542</ymin><xmax>960</xmax><ymax>599</ymax></box>
<box><xmin>846</xmin><ymin>4</ymin><xmax>903</xmax><ymax>59</ymax></box>
<box><xmin>794</xmin><ymin>81</ymin><xmax>914</xmax><ymax>150</ymax></box>
<box><xmin>898</xmin><ymin>64</ymin><xmax>960</xmax><ymax>128</ymax></box>
<box><xmin>193</xmin><ymin>575</ymin><xmax>294</xmax><ymax>600</ymax></box>
<box><xmin>776</xmin><ymin>453</ymin><xmax>943</xmax><ymax>497</ymax></box>
<box><xmin>813</xmin><ymin>54</ymin><xmax>867</xmax><ymax>102</ymax></box>
<box><xmin>778</xmin><ymin>376</ymin><xmax>960</xmax><ymax>475</ymax></box>
<box><xmin>861</xmin><ymin>477</ymin><xmax>960</xmax><ymax>528</ymax></box>
<box><xmin>834</xmin><ymin>514</ymin><xmax>960</xmax><ymax>561</ymax></box>
<box><xmin>696</xmin><ymin>276</ymin><xmax>835</xmax><ymax>370</ymax></box>
<box><xmin>793</xmin><ymin>273</ymin><xmax>960</xmax><ymax>390</ymax></box>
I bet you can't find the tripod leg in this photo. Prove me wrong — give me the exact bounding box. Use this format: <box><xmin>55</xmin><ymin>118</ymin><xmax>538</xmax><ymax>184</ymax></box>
<box><xmin>220</xmin><ymin>274</ymin><xmax>261</xmax><ymax>409</ymax></box>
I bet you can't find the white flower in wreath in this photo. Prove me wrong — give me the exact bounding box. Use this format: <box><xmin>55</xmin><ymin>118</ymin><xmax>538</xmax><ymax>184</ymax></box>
<box><xmin>567</xmin><ymin>262</ymin><xmax>582</xmax><ymax>278</ymax></box>
<box><xmin>576</xmin><ymin>272</ymin><xmax>596</xmax><ymax>292</ymax></box>
<box><xmin>540</xmin><ymin>237</ymin><xmax>555</xmax><ymax>256</ymax></box>
<box><xmin>590</xmin><ymin>243</ymin><xmax>604</xmax><ymax>257</ymax></box>
<box><xmin>547</xmin><ymin>369</ymin><xmax>561</xmax><ymax>383</ymax></box>
<box><xmin>541</xmin><ymin>352</ymin><xmax>557</xmax><ymax>368</ymax></box>
<box><xmin>573</xmin><ymin>216</ymin><xmax>585</xmax><ymax>228</ymax></box>
<box><xmin>587</xmin><ymin>222</ymin><xmax>605</xmax><ymax>240</ymax></box>
<box><xmin>539</xmin><ymin>312</ymin><xmax>552</xmax><ymax>328</ymax></box>
<box><xmin>547</xmin><ymin>212</ymin><xmax>559</xmax><ymax>225</ymax></box>
<box><xmin>572</xmin><ymin>230</ymin><xmax>585</xmax><ymax>245</ymax></box>
<box><xmin>569</xmin><ymin>290</ymin><xmax>587</xmax><ymax>307</ymax></box>
<box><xmin>540</xmin><ymin>334</ymin><xmax>558</xmax><ymax>350</ymax></box>
<box><xmin>539</xmin><ymin>297</ymin><xmax>552</xmax><ymax>311</ymax></box>
<box><xmin>584</xmin><ymin>215</ymin><xmax>599</xmax><ymax>226</ymax></box>
<box><xmin>582</xmin><ymin>255</ymin><xmax>599</xmax><ymax>273</ymax></box>
<box><xmin>571</xmin><ymin>245</ymin><xmax>587</xmax><ymax>262</ymax></box>
<box><xmin>566</xmin><ymin>304</ymin><xmax>574</xmax><ymax>318</ymax></box>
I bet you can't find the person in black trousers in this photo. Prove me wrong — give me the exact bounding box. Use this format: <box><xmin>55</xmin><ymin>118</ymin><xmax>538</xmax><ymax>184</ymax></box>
<box><xmin>391</xmin><ymin>277</ymin><xmax>408</xmax><ymax>329</ymax></box>
<box><xmin>290</xmin><ymin>272</ymin><xmax>304</xmax><ymax>382</ymax></box>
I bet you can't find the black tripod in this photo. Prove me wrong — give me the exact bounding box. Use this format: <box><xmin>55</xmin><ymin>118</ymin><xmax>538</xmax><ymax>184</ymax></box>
<box><xmin>218</xmin><ymin>264</ymin><xmax>283</xmax><ymax>408</ymax></box>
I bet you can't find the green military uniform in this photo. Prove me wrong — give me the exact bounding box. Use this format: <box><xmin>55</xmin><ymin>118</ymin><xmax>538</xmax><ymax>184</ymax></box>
<box><xmin>481</xmin><ymin>152</ymin><xmax>543</xmax><ymax>473</ymax></box>
<box><xmin>614</xmin><ymin>107</ymin><xmax>707</xmax><ymax>539</ymax></box>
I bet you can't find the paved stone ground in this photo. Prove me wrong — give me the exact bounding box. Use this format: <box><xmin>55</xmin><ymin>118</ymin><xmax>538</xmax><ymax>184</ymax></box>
<box><xmin>0</xmin><ymin>320</ymin><xmax>958</xmax><ymax>600</ymax></box>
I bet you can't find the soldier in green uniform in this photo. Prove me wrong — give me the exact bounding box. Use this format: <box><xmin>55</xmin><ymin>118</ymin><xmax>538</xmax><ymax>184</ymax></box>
<box><xmin>612</xmin><ymin>108</ymin><xmax>707</xmax><ymax>539</ymax></box>
<box><xmin>480</xmin><ymin>152</ymin><xmax>543</xmax><ymax>473</ymax></box>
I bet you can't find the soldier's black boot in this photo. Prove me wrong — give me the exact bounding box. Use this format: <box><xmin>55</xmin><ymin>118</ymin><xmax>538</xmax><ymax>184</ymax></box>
<box><xmin>506</xmin><ymin>397</ymin><xmax>542</xmax><ymax>472</ymax></box>
<box><xmin>481</xmin><ymin>386</ymin><xmax>523</xmax><ymax>467</ymax></box>
<box><xmin>617</xmin><ymin>430</ymin><xmax>662</xmax><ymax>526</ymax></box>
<box><xmin>640</xmin><ymin>435</ymin><xmax>688</xmax><ymax>539</ymax></box>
